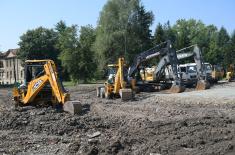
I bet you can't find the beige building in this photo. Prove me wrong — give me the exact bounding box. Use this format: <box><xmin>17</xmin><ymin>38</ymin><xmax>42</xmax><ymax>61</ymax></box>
<box><xmin>0</xmin><ymin>49</ymin><xmax>24</xmax><ymax>85</ymax></box>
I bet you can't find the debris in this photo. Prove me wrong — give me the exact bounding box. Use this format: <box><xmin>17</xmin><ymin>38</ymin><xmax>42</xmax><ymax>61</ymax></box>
<box><xmin>88</xmin><ymin>138</ymin><xmax>99</xmax><ymax>144</ymax></box>
<box><xmin>87</xmin><ymin>131</ymin><xmax>101</xmax><ymax>138</ymax></box>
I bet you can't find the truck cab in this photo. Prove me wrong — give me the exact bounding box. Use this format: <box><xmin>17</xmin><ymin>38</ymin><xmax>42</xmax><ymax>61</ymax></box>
<box><xmin>179</xmin><ymin>63</ymin><xmax>198</xmax><ymax>86</ymax></box>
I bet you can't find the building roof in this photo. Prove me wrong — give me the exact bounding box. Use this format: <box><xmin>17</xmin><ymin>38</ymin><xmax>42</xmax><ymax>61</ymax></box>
<box><xmin>0</xmin><ymin>49</ymin><xmax>19</xmax><ymax>59</ymax></box>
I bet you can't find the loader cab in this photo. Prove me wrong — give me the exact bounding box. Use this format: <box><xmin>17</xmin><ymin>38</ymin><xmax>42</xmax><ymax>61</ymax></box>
<box><xmin>106</xmin><ymin>63</ymin><xmax>129</xmax><ymax>84</ymax></box>
<box><xmin>25</xmin><ymin>61</ymin><xmax>45</xmax><ymax>85</ymax></box>
<box><xmin>204</xmin><ymin>63</ymin><xmax>213</xmax><ymax>81</ymax></box>
<box><xmin>106</xmin><ymin>65</ymin><xmax>117</xmax><ymax>84</ymax></box>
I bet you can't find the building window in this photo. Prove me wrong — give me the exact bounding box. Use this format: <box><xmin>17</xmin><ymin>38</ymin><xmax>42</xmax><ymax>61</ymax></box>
<box><xmin>7</xmin><ymin>72</ymin><xmax>9</xmax><ymax>78</ymax></box>
<box><xmin>0</xmin><ymin>61</ymin><xmax>3</xmax><ymax>68</ymax></box>
<box><xmin>21</xmin><ymin>70</ymin><xmax>23</xmax><ymax>78</ymax></box>
<box><xmin>10</xmin><ymin>59</ymin><xmax>12</xmax><ymax>67</ymax></box>
<box><xmin>6</xmin><ymin>60</ymin><xmax>8</xmax><ymax>67</ymax></box>
<box><xmin>10</xmin><ymin>71</ymin><xmax>12</xmax><ymax>78</ymax></box>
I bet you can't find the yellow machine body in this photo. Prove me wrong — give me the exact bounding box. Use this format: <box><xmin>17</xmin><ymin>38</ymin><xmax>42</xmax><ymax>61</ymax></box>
<box><xmin>211</xmin><ymin>65</ymin><xmax>224</xmax><ymax>82</ymax></box>
<box><xmin>226</xmin><ymin>64</ymin><xmax>234</xmax><ymax>82</ymax></box>
<box><xmin>140</xmin><ymin>66</ymin><xmax>155</xmax><ymax>82</ymax></box>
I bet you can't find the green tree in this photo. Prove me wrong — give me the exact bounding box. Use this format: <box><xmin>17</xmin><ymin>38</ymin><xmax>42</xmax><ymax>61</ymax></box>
<box><xmin>217</xmin><ymin>27</ymin><xmax>231</xmax><ymax>66</ymax></box>
<box><xmin>229</xmin><ymin>31</ymin><xmax>235</xmax><ymax>64</ymax></box>
<box><xmin>18</xmin><ymin>27</ymin><xmax>59</xmax><ymax>62</ymax></box>
<box><xmin>205</xmin><ymin>25</ymin><xmax>219</xmax><ymax>64</ymax></box>
<box><xmin>172</xmin><ymin>19</ymin><xmax>205</xmax><ymax>49</ymax></box>
<box><xmin>56</xmin><ymin>24</ymin><xmax>97</xmax><ymax>83</ymax></box>
<box><xmin>162</xmin><ymin>21</ymin><xmax>176</xmax><ymax>44</ymax></box>
<box><xmin>78</xmin><ymin>25</ymin><xmax>96</xmax><ymax>82</ymax></box>
<box><xmin>55</xmin><ymin>20</ymin><xmax>67</xmax><ymax>33</ymax></box>
<box><xmin>56</xmin><ymin>25</ymin><xmax>80</xmax><ymax>82</ymax></box>
<box><xmin>94</xmin><ymin>0</ymin><xmax>153</xmax><ymax>71</ymax></box>
<box><xmin>153</xmin><ymin>23</ymin><xmax>165</xmax><ymax>44</ymax></box>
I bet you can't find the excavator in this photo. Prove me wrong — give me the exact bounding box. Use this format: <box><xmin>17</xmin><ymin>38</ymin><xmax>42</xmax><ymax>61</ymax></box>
<box><xmin>140</xmin><ymin>45</ymin><xmax>210</xmax><ymax>90</ymax></box>
<box><xmin>12</xmin><ymin>60</ymin><xmax>81</xmax><ymax>114</ymax></box>
<box><xmin>128</xmin><ymin>40</ymin><xmax>185</xmax><ymax>93</ymax></box>
<box><xmin>176</xmin><ymin>45</ymin><xmax>210</xmax><ymax>90</ymax></box>
<box><xmin>96</xmin><ymin>57</ymin><xmax>134</xmax><ymax>100</ymax></box>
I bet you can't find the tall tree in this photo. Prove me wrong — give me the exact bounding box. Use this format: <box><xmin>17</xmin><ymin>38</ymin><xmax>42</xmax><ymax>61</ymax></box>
<box><xmin>18</xmin><ymin>27</ymin><xmax>59</xmax><ymax>62</ymax></box>
<box><xmin>56</xmin><ymin>25</ymin><xmax>80</xmax><ymax>82</ymax></box>
<box><xmin>217</xmin><ymin>27</ymin><xmax>232</xmax><ymax>66</ymax></box>
<box><xmin>230</xmin><ymin>31</ymin><xmax>235</xmax><ymax>64</ymax></box>
<box><xmin>78</xmin><ymin>25</ymin><xmax>96</xmax><ymax>82</ymax></box>
<box><xmin>162</xmin><ymin>21</ymin><xmax>176</xmax><ymax>44</ymax></box>
<box><xmin>153</xmin><ymin>23</ymin><xmax>165</xmax><ymax>44</ymax></box>
<box><xmin>172</xmin><ymin>19</ymin><xmax>205</xmax><ymax>49</ymax></box>
<box><xmin>94</xmin><ymin>0</ymin><xmax>153</xmax><ymax>70</ymax></box>
<box><xmin>57</xmin><ymin>24</ymin><xmax>97</xmax><ymax>82</ymax></box>
<box><xmin>204</xmin><ymin>25</ymin><xmax>219</xmax><ymax>64</ymax></box>
<box><xmin>55</xmin><ymin>20</ymin><xmax>67</xmax><ymax>33</ymax></box>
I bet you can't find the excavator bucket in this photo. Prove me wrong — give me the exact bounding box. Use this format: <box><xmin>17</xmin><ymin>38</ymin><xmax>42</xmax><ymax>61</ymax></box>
<box><xmin>119</xmin><ymin>89</ymin><xmax>133</xmax><ymax>101</ymax></box>
<box><xmin>63</xmin><ymin>101</ymin><xmax>82</xmax><ymax>115</ymax></box>
<box><xmin>170</xmin><ymin>84</ymin><xmax>185</xmax><ymax>93</ymax></box>
<box><xmin>196</xmin><ymin>80</ymin><xmax>210</xmax><ymax>90</ymax></box>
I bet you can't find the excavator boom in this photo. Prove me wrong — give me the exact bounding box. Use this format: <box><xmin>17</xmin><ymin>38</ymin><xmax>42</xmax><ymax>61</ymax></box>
<box><xmin>128</xmin><ymin>40</ymin><xmax>185</xmax><ymax>93</ymax></box>
<box><xmin>176</xmin><ymin>45</ymin><xmax>210</xmax><ymax>90</ymax></box>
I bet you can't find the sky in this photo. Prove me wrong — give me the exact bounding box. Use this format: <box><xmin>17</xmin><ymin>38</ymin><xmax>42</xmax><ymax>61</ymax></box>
<box><xmin>0</xmin><ymin>0</ymin><xmax>235</xmax><ymax>51</ymax></box>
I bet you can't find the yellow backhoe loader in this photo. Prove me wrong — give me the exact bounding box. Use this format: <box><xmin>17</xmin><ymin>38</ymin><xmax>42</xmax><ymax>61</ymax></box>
<box><xmin>12</xmin><ymin>60</ymin><xmax>81</xmax><ymax>114</ymax></box>
<box><xmin>226</xmin><ymin>64</ymin><xmax>234</xmax><ymax>82</ymax></box>
<box><xmin>211</xmin><ymin>65</ymin><xmax>224</xmax><ymax>83</ymax></box>
<box><xmin>97</xmin><ymin>57</ymin><xmax>134</xmax><ymax>101</ymax></box>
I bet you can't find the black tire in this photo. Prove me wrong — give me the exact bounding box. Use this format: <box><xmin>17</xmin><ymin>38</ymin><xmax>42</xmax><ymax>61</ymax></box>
<box><xmin>105</xmin><ymin>91</ymin><xmax>112</xmax><ymax>99</ymax></box>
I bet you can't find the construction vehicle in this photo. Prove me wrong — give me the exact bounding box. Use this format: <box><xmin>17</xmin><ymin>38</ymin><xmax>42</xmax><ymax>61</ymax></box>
<box><xmin>175</xmin><ymin>45</ymin><xmax>210</xmax><ymax>90</ymax></box>
<box><xmin>128</xmin><ymin>40</ymin><xmax>185</xmax><ymax>93</ymax></box>
<box><xmin>12</xmin><ymin>60</ymin><xmax>81</xmax><ymax>114</ymax></box>
<box><xmin>96</xmin><ymin>57</ymin><xmax>133</xmax><ymax>100</ymax></box>
<box><xmin>210</xmin><ymin>65</ymin><xmax>224</xmax><ymax>83</ymax></box>
<box><xmin>226</xmin><ymin>64</ymin><xmax>235</xmax><ymax>82</ymax></box>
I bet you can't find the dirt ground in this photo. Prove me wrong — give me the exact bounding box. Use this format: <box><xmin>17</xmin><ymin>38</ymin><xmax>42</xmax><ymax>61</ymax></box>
<box><xmin>0</xmin><ymin>82</ymin><xmax>235</xmax><ymax>155</ymax></box>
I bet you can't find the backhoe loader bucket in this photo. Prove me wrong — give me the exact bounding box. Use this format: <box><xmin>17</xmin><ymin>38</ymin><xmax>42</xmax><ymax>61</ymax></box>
<box><xmin>196</xmin><ymin>80</ymin><xmax>210</xmax><ymax>90</ymax></box>
<box><xmin>170</xmin><ymin>84</ymin><xmax>185</xmax><ymax>93</ymax></box>
<box><xmin>63</xmin><ymin>101</ymin><xmax>82</xmax><ymax>115</ymax></box>
<box><xmin>119</xmin><ymin>89</ymin><xmax>133</xmax><ymax>101</ymax></box>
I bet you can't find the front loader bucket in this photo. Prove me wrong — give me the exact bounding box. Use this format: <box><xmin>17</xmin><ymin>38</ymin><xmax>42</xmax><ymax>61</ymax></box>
<box><xmin>196</xmin><ymin>80</ymin><xmax>210</xmax><ymax>90</ymax></box>
<box><xmin>170</xmin><ymin>84</ymin><xmax>185</xmax><ymax>93</ymax></box>
<box><xmin>63</xmin><ymin>101</ymin><xmax>82</xmax><ymax>115</ymax></box>
<box><xmin>119</xmin><ymin>89</ymin><xmax>133</xmax><ymax>101</ymax></box>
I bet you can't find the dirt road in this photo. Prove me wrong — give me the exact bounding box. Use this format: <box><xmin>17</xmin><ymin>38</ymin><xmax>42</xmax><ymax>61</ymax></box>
<box><xmin>0</xmin><ymin>82</ymin><xmax>235</xmax><ymax>155</ymax></box>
